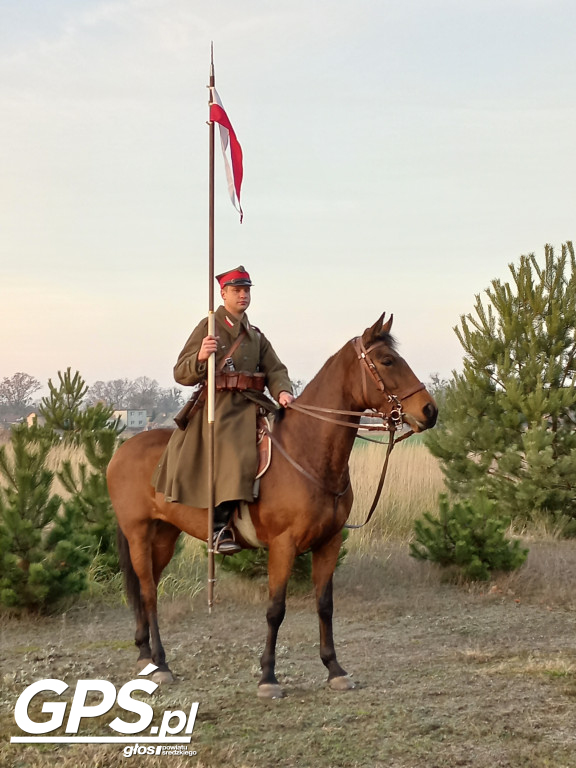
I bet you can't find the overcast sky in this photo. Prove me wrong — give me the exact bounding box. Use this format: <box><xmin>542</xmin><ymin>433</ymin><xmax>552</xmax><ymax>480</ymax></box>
<box><xmin>1</xmin><ymin>0</ymin><xmax>574</xmax><ymax>394</ymax></box>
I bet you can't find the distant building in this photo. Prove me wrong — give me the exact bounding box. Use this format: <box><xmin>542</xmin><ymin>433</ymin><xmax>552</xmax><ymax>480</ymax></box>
<box><xmin>113</xmin><ymin>409</ymin><xmax>148</xmax><ymax>430</ymax></box>
<box><xmin>26</xmin><ymin>413</ymin><xmax>46</xmax><ymax>428</ymax></box>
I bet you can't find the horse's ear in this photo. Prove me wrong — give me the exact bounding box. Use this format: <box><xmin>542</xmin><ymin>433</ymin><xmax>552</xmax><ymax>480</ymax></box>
<box><xmin>362</xmin><ymin>312</ymin><xmax>393</xmax><ymax>344</ymax></box>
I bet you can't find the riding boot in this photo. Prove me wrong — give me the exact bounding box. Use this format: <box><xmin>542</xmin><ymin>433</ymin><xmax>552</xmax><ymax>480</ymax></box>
<box><xmin>213</xmin><ymin>501</ymin><xmax>242</xmax><ymax>555</ymax></box>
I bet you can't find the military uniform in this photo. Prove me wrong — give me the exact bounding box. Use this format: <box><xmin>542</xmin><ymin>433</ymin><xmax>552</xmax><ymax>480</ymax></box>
<box><xmin>152</xmin><ymin>304</ymin><xmax>292</xmax><ymax>508</ymax></box>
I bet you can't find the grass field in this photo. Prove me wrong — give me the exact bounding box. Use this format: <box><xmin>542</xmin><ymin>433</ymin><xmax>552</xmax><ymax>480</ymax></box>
<box><xmin>4</xmin><ymin>434</ymin><xmax>576</xmax><ymax>767</ymax></box>
<box><xmin>3</xmin><ymin>537</ymin><xmax>576</xmax><ymax>768</ymax></box>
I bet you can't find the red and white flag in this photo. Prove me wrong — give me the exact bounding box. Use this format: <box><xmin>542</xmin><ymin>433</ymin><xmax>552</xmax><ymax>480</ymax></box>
<box><xmin>210</xmin><ymin>88</ymin><xmax>243</xmax><ymax>222</ymax></box>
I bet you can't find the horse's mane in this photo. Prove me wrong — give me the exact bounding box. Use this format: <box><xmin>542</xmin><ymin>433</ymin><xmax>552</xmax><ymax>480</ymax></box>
<box><xmin>274</xmin><ymin>330</ymin><xmax>398</xmax><ymax>423</ymax></box>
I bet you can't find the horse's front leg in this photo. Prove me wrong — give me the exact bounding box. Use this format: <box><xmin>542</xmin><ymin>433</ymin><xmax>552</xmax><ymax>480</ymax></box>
<box><xmin>258</xmin><ymin>534</ymin><xmax>296</xmax><ymax>699</ymax></box>
<box><xmin>313</xmin><ymin>532</ymin><xmax>355</xmax><ymax>691</ymax></box>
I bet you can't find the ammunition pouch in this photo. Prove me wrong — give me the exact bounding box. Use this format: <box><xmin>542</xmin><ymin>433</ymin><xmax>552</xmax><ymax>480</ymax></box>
<box><xmin>174</xmin><ymin>373</ymin><xmax>267</xmax><ymax>431</ymax></box>
<box><xmin>215</xmin><ymin>371</ymin><xmax>266</xmax><ymax>392</ymax></box>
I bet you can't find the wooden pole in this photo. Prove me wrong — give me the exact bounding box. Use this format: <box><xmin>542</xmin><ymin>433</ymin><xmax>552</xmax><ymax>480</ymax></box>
<box><xmin>207</xmin><ymin>44</ymin><xmax>216</xmax><ymax>613</ymax></box>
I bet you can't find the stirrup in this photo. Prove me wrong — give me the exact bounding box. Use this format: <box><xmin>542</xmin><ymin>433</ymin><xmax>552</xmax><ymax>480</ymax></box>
<box><xmin>213</xmin><ymin>526</ymin><xmax>242</xmax><ymax>555</ymax></box>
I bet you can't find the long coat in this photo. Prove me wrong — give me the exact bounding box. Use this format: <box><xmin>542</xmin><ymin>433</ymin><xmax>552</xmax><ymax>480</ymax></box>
<box><xmin>152</xmin><ymin>305</ymin><xmax>293</xmax><ymax>508</ymax></box>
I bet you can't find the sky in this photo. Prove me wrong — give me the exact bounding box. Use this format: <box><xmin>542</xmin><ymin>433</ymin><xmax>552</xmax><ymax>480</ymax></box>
<box><xmin>1</xmin><ymin>0</ymin><xmax>575</xmax><ymax>395</ymax></box>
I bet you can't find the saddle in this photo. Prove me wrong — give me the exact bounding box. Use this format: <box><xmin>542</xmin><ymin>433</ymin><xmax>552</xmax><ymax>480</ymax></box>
<box><xmin>254</xmin><ymin>413</ymin><xmax>272</xmax><ymax>490</ymax></box>
<box><xmin>230</xmin><ymin>412</ymin><xmax>271</xmax><ymax>551</ymax></box>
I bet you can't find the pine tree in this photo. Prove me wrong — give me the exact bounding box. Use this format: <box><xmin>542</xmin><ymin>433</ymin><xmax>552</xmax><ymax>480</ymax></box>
<box><xmin>39</xmin><ymin>368</ymin><xmax>88</xmax><ymax>432</ymax></box>
<box><xmin>36</xmin><ymin>369</ymin><xmax>123</xmax><ymax>571</ymax></box>
<box><xmin>39</xmin><ymin>368</ymin><xmax>122</xmax><ymax>440</ymax></box>
<box><xmin>58</xmin><ymin>429</ymin><xmax>120</xmax><ymax>578</ymax></box>
<box><xmin>426</xmin><ymin>242</ymin><xmax>576</xmax><ymax>529</ymax></box>
<box><xmin>0</xmin><ymin>425</ymin><xmax>91</xmax><ymax>610</ymax></box>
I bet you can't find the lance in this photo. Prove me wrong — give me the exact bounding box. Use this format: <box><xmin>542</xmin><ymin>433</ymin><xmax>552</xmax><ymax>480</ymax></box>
<box><xmin>206</xmin><ymin>45</ymin><xmax>244</xmax><ymax>611</ymax></box>
<box><xmin>207</xmin><ymin>45</ymin><xmax>216</xmax><ymax>613</ymax></box>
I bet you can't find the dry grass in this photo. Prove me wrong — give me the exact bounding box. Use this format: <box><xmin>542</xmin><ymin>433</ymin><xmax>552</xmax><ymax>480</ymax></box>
<box><xmin>5</xmin><ymin>430</ymin><xmax>576</xmax><ymax>611</ymax></box>
<box><xmin>5</xmin><ymin>538</ymin><xmax>576</xmax><ymax>768</ymax></box>
<box><xmin>0</xmin><ymin>435</ymin><xmax>85</xmax><ymax>500</ymax></box>
<box><xmin>482</xmin><ymin>539</ymin><xmax>576</xmax><ymax>609</ymax></box>
<box><xmin>4</xmin><ymin>433</ymin><xmax>446</xmax><ymax>539</ymax></box>
<box><xmin>176</xmin><ymin>536</ymin><xmax>576</xmax><ymax>613</ymax></box>
<box><xmin>45</xmin><ymin>442</ymin><xmax>86</xmax><ymax>499</ymax></box>
<box><xmin>347</xmin><ymin>437</ymin><xmax>446</xmax><ymax>546</ymax></box>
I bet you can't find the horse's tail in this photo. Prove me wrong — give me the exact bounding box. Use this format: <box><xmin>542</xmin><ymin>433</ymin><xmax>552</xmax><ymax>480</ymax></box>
<box><xmin>116</xmin><ymin>526</ymin><xmax>142</xmax><ymax>614</ymax></box>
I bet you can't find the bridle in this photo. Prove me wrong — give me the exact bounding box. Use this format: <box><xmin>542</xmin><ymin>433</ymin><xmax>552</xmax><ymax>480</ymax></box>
<box><xmin>286</xmin><ymin>336</ymin><xmax>425</xmax><ymax>434</ymax></box>
<box><xmin>353</xmin><ymin>335</ymin><xmax>426</xmax><ymax>429</ymax></box>
<box><xmin>264</xmin><ymin>337</ymin><xmax>427</xmax><ymax>528</ymax></box>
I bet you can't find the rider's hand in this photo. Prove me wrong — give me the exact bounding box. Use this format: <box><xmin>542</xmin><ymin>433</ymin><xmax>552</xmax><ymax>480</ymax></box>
<box><xmin>278</xmin><ymin>391</ymin><xmax>295</xmax><ymax>408</ymax></box>
<box><xmin>198</xmin><ymin>334</ymin><xmax>219</xmax><ymax>362</ymax></box>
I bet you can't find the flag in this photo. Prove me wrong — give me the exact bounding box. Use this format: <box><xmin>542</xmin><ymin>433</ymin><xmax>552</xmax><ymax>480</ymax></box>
<box><xmin>210</xmin><ymin>87</ymin><xmax>244</xmax><ymax>222</ymax></box>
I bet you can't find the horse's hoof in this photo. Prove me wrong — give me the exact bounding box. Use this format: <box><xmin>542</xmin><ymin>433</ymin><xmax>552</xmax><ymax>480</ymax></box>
<box><xmin>151</xmin><ymin>669</ymin><xmax>176</xmax><ymax>685</ymax></box>
<box><xmin>135</xmin><ymin>661</ymin><xmax>175</xmax><ymax>684</ymax></box>
<box><xmin>257</xmin><ymin>683</ymin><xmax>285</xmax><ymax>699</ymax></box>
<box><xmin>329</xmin><ymin>675</ymin><xmax>355</xmax><ymax>691</ymax></box>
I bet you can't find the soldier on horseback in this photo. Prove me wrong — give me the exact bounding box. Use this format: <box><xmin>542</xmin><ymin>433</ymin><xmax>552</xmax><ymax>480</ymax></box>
<box><xmin>152</xmin><ymin>266</ymin><xmax>294</xmax><ymax>553</ymax></box>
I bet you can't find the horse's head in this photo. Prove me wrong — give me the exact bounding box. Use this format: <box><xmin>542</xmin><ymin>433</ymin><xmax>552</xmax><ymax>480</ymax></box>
<box><xmin>353</xmin><ymin>313</ymin><xmax>437</xmax><ymax>432</ymax></box>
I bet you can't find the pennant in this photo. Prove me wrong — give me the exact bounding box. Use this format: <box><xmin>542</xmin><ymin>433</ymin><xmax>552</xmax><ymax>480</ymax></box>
<box><xmin>210</xmin><ymin>88</ymin><xmax>244</xmax><ymax>222</ymax></box>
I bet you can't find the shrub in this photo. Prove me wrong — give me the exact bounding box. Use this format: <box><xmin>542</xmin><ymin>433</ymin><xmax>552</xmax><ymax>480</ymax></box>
<box><xmin>219</xmin><ymin>530</ymin><xmax>349</xmax><ymax>585</ymax></box>
<box><xmin>410</xmin><ymin>493</ymin><xmax>528</xmax><ymax>581</ymax></box>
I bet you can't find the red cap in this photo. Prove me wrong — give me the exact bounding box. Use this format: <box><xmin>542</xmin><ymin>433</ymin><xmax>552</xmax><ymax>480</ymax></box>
<box><xmin>216</xmin><ymin>265</ymin><xmax>253</xmax><ymax>288</ymax></box>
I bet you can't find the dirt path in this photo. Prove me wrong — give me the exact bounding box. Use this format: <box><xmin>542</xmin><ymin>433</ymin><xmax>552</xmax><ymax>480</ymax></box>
<box><xmin>2</xmin><ymin>549</ymin><xmax>576</xmax><ymax>768</ymax></box>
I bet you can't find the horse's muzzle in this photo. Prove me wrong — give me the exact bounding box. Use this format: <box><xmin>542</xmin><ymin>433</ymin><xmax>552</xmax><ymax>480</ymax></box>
<box><xmin>422</xmin><ymin>401</ymin><xmax>438</xmax><ymax>428</ymax></box>
<box><xmin>404</xmin><ymin>400</ymin><xmax>438</xmax><ymax>432</ymax></box>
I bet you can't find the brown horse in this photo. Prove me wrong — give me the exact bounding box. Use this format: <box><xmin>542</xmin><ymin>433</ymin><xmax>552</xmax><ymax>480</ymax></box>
<box><xmin>107</xmin><ymin>313</ymin><xmax>437</xmax><ymax>698</ymax></box>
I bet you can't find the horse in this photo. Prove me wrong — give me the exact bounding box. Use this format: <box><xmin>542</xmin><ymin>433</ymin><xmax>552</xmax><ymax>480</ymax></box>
<box><xmin>107</xmin><ymin>313</ymin><xmax>437</xmax><ymax>698</ymax></box>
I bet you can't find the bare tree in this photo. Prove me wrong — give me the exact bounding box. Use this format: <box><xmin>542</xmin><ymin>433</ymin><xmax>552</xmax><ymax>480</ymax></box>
<box><xmin>86</xmin><ymin>377</ymin><xmax>184</xmax><ymax>418</ymax></box>
<box><xmin>156</xmin><ymin>386</ymin><xmax>185</xmax><ymax>414</ymax></box>
<box><xmin>86</xmin><ymin>379</ymin><xmax>135</xmax><ymax>409</ymax></box>
<box><xmin>130</xmin><ymin>376</ymin><xmax>161</xmax><ymax>410</ymax></box>
<box><xmin>0</xmin><ymin>372</ymin><xmax>42</xmax><ymax>417</ymax></box>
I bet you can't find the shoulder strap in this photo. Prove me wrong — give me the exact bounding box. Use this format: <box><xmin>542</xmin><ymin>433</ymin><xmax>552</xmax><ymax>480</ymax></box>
<box><xmin>218</xmin><ymin>328</ymin><xmax>247</xmax><ymax>371</ymax></box>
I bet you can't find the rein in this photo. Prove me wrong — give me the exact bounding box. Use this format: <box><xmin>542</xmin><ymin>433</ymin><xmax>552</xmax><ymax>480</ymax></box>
<box><xmin>272</xmin><ymin>337</ymin><xmax>424</xmax><ymax>529</ymax></box>
<box><xmin>264</xmin><ymin>427</ymin><xmax>351</xmax><ymax>502</ymax></box>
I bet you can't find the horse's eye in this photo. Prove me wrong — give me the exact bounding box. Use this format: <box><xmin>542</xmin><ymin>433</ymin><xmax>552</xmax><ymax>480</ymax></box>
<box><xmin>381</xmin><ymin>357</ymin><xmax>394</xmax><ymax>367</ymax></box>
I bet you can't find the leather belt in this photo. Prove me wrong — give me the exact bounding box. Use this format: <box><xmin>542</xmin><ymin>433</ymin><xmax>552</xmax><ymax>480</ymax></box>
<box><xmin>215</xmin><ymin>371</ymin><xmax>266</xmax><ymax>392</ymax></box>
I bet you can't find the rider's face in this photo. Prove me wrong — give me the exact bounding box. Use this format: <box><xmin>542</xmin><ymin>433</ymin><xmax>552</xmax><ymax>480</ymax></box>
<box><xmin>221</xmin><ymin>285</ymin><xmax>251</xmax><ymax>318</ymax></box>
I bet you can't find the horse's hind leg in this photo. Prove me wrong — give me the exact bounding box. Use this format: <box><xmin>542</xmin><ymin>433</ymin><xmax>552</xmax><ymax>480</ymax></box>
<box><xmin>258</xmin><ymin>535</ymin><xmax>296</xmax><ymax>699</ymax></box>
<box><xmin>312</xmin><ymin>532</ymin><xmax>355</xmax><ymax>691</ymax></box>
<box><xmin>117</xmin><ymin>527</ymin><xmax>153</xmax><ymax>665</ymax></box>
<box><xmin>123</xmin><ymin>521</ymin><xmax>180</xmax><ymax>683</ymax></box>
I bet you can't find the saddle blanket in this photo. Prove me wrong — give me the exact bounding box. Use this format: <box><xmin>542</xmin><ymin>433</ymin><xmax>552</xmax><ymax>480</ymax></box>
<box><xmin>233</xmin><ymin>503</ymin><xmax>266</xmax><ymax>549</ymax></box>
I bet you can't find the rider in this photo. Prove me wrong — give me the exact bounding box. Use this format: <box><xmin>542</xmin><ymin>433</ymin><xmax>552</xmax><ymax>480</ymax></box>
<box><xmin>152</xmin><ymin>265</ymin><xmax>294</xmax><ymax>554</ymax></box>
